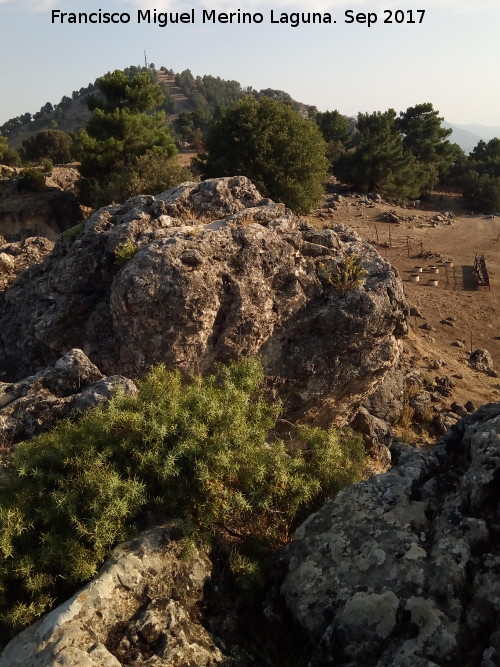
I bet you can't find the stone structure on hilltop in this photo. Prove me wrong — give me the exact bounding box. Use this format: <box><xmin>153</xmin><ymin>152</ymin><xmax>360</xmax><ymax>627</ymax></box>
<box><xmin>0</xmin><ymin>176</ymin><xmax>407</xmax><ymax>425</ymax></box>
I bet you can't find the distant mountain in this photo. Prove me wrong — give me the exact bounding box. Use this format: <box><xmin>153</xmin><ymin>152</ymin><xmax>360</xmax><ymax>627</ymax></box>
<box><xmin>453</xmin><ymin>123</ymin><xmax>500</xmax><ymax>142</ymax></box>
<box><xmin>443</xmin><ymin>121</ymin><xmax>500</xmax><ymax>155</ymax></box>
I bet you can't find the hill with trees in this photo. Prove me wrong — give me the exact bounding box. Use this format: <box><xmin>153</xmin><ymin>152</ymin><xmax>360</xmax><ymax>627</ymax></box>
<box><xmin>2</xmin><ymin>65</ymin><xmax>500</xmax><ymax>214</ymax></box>
<box><xmin>0</xmin><ymin>65</ymin><xmax>314</xmax><ymax>147</ymax></box>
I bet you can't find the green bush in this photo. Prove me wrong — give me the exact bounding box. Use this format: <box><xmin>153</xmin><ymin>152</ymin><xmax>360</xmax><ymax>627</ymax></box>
<box><xmin>318</xmin><ymin>255</ymin><xmax>367</xmax><ymax>291</ymax></box>
<box><xmin>16</xmin><ymin>168</ymin><xmax>46</xmax><ymax>193</ymax></box>
<box><xmin>63</xmin><ymin>221</ymin><xmax>85</xmax><ymax>245</ymax></box>
<box><xmin>113</xmin><ymin>240</ymin><xmax>139</xmax><ymax>267</ymax></box>
<box><xmin>198</xmin><ymin>97</ymin><xmax>329</xmax><ymax>213</ymax></box>
<box><xmin>0</xmin><ymin>359</ymin><xmax>364</xmax><ymax>638</ymax></box>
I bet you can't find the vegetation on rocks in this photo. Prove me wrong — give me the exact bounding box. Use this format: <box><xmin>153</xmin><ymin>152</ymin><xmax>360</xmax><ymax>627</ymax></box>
<box><xmin>0</xmin><ymin>358</ymin><xmax>364</xmax><ymax>640</ymax></box>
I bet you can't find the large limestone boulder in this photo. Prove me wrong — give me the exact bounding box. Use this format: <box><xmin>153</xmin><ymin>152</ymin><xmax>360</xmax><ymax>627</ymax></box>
<box><xmin>279</xmin><ymin>403</ymin><xmax>500</xmax><ymax>666</ymax></box>
<box><xmin>0</xmin><ymin>526</ymin><xmax>226</xmax><ymax>667</ymax></box>
<box><xmin>0</xmin><ymin>349</ymin><xmax>136</xmax><ymax>446</ymax></box>
<box><xmin>0</xmin><ymin>176</ymin><xmax>407</xmax><ymax>423</ymax></box>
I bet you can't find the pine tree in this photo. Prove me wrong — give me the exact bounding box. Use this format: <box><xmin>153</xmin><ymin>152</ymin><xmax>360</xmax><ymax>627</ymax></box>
<box><xmin>335</xmin><ymin>109</ymin><xmax>427</xmax><ymax>200</ymax></box>
<box><xmin>395</xmin><ymin>102</ymin><xmax>459</xmax><ymax>189</ymax></box>
<box><xmin>73</xmin><ymin>70</ymin><xmax>182</xmax><ymax>207</ymax></box>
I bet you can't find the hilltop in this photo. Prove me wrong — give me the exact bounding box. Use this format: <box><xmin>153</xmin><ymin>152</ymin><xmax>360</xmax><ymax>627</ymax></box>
<box><xmin>2</xmin><ymin>65</ymin><xmax>313</xmax><ymax>148</ymax></box>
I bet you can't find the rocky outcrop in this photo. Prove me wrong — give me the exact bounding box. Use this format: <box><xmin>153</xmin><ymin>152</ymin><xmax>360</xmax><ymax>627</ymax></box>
<box><xmin>0</xmin><ymin>236</ymin><xmax>54</xmax><ymax>290</ymax></box>
<box><xmin>0</xmin><ymin>189</ymin><xmax>82</xmax><ymax>242</ymax></box>
<box><xmin>0</xmin><ymin>349</ymin><xmax>136</xmax><ymax>446</ymax></box>
<box><xmin>470</xmin><ymin>348</ymin><xmax>495</xmax><ymax>373</ymax></box>
<box><xmin>279</xmin><ymin>403</ymin><xmax>500</xmax><ymax>666</ymax></box>
<box><xmin>0</xmin><ymin>526</ymin><xmax>227</xmax><ymax>667</ymax></box>
<box><xmin>0</xmin><ymin>177</ymin><xmax>407</xmax><ymax>423</ymax></box>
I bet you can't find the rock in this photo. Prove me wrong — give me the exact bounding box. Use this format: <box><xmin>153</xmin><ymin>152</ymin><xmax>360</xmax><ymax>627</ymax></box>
<box><xmin>440</xmin><ymin>318</ymin><xmax>455</xmax><ymax>327</ymax></box>
<box><xmin>451</xmin><ymin>339</ymin><xmax>465</xmax><ymax>348</ymax></box>
<box><xmin>279</xmin><ymin>404</ymin><xmax>500</xmax><ymax>666</ymax></box>
<box><xmin>434</xmin><ymin>411</ymin><xmax>461</xmax><ymax>435</ymax></box>
<box><xmin>0</xmin><ymin>236</ymin><xmax>54</xmax><ymax>290</ymax></box>
<box><xmin>367</xmin><ymin>192</ymin><xmax>383</xmax><ymax>203</ymax></box>
<box><xmin>470</xmin><ymin>349</ymin><xmax>494</xmax><ymax>373</ymax></box>
<box><xmin>450</xmin><ymin>401</ymin><xmax>468</xmax><ymax>418</ymax></box>
<box><xmin>465</xmin><ymin>400</ymin><xmax>476</xmax><ymax>413</ymax></box>
<box><xmin>0</xmin><ymin>177</ymin><xmax>407</xmax><ymax>425</ymax></box>
<box><xmin>0</xmin><ymin>526</ymin><xmax>227</xmax><ymax>667</ymax></box>
<box><xmin>420</xmin><ymin>322</ymin><xmax>433</xmax><ymax>331</ymax></box>
<box><xmin>0</xmin><ymin>349</ymin><xmax>136</xmax><ymax>446</ymax></box>
<box><xmin>434</xmin><ymin>376</ymin><xmax>454</xmax><ymax>397</ymax></box>
<box><xmin>0</xmin><ymin>190</ymin><xmax>83</xmax><ymax>242</ymax></box>
<box><xmin>363</xmin><ymin>364</ymin><xmax>404</xmax><ymax>425</ymax></box>
<box><xmin>409</xmin><ymin>307</ymin><xmax>423</xmax><ymax>318</ymax></box>
<box><xmin>380</xmin><ymin>211</ymin><xmax>400</xmax><ymax>224</ymax></box>
<box><xmin>409</xmin><ymin>390</ymin><xmax>432</xmax><ymax>419</ymax></box>
<box><xmin>350</xmin><ymin>407</ymin><xmax>391</xmax><ymax>465</ymax></box>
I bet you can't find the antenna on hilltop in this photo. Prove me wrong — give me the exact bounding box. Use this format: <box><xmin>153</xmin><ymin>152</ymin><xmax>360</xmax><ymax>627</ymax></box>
<box><xmin>144</xmin><ymin>50</ymin><xmax>148</xmax><ymax>68</ymax></box>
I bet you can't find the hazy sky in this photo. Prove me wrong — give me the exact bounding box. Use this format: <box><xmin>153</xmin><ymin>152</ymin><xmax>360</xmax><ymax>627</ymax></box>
<box><xmin>1</xmin><ymin>0</ymin><xmax>499</xmax><ymax>126</ymax></box>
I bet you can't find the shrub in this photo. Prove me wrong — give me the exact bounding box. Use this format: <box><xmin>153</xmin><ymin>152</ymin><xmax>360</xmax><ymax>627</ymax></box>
<box><xmin>113</xmin><ymin>240</ymin><xmax>139</xmax><ymax>267</ymax></box>
<box><xmin>198</xmin><ymin>97</ymin><xmax>329</xmax><ymax>213</ymax></box>
<box><xmin>318</xmin><ymin>254</ymin><xmax>367</xmax><ymax>291</ymax></box>
<box><xmin>16</xmin><ymin>168</ymin><xmax>46</xmax><ymax>193</ymax></box>
<box><xmin>63</xmin><ymin>221</ymin><xmax>85</xmax><ymax>245</ymax></box>
<box><xmin>21</xmin><ymin>130</ymin><xmax>73</xmax><ymax>164</ymax></box>
<box><xmin>0</xmin><ymin>359</ymin><xmax>364</xmax><ymax>638</ymax></box>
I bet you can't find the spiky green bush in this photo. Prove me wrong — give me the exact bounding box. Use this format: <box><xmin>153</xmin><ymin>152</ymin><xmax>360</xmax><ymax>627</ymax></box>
<box><xmin>0</xmin><ymin>359</ymin><xmax>364</xmax><ymax>638</ymax></box>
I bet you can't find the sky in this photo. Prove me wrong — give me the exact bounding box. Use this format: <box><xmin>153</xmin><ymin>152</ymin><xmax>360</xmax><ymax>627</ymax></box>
<box><xmin>1</xmin><ymin>0</ymin><xmax>499</xmax><ymax>127</ymax></box>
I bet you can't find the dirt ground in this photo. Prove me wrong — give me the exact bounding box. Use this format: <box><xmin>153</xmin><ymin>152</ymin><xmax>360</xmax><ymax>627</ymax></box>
<box><xmin>310</xmin><ymin>189</ymin><xmax>500</xmax><ymax>420</ymax></box>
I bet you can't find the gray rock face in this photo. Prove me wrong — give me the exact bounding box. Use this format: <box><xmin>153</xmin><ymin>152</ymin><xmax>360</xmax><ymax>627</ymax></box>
<box><xmin>362</xmin><ymin>363</ymin><xmax>404</xmax><ymax>424</ymax></box>
<box><xmin>0</xmin><ymin>526</ymin><xmax>226</xmax><ymax>667</ymax></box>
<box><xmin>279</xmin><ymin>404</ymin><xmax>500</xmax><ymax>666</ymax></box>
<box><xmin>0</xmin><ymin>177</ymin><xmax>407</xmax><ymax>423</ymax></box>
<box><xmin>0</xmin><ymin>236</ymin><xmax>54</xmax><ymax>290</ymax></box>
<box><xmin>0</xmin><ymin>349</ymin><xmax>136</xmax><ymax>446</ymax></box>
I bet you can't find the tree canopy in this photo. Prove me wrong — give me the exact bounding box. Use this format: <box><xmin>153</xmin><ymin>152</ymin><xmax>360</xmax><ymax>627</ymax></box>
<box><xmin>199</xmin><ymin>97</ymin><xmax>329</xmax><ymax>213</ymax></box>
<box><xmin>0</xmin><ymin>136</ymin><xmax>19</xmax><ymax>166</ymax></box>
<box><xmin>395</xmin><ymin>102</ymin><xmax>459</xmax><ymax>190</ymax></box>
<box><xmin>335</xmin><ymin>109</ymin><xmax>427</xmax><ymax>200</ymax></box>
<box><xmin>22</xmin><ymin>130</ymin><xmax>73</xmax><ymax>164</ymax></box>
<box><xmin>459</xmin><ymin>138</ymin><xmax>500</xmax><ymax>212</ymax></box>
<box><xmin>334</xmin><ymin>103</ymin><xmax>461</xmax><ymax>201</ymax></box>
<box><xmin>73</xmin><ymin>70</ymin><xmax>185</xmax><ymax>207</ymax></box>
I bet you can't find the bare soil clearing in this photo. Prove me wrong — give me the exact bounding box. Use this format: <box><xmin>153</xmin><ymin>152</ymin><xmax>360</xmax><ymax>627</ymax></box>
<box><xmin>310</xmin><ymin>190</ymin><xmax>500</xmax><ymax>415</ymax></box>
